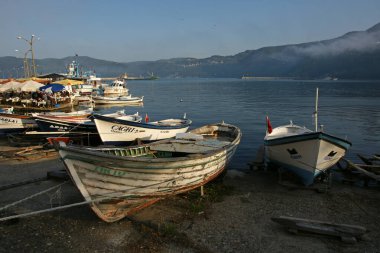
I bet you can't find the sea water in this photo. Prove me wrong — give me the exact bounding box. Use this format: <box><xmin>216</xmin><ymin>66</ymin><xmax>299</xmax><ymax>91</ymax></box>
<box><xmin>94</xmin><ymin>78</ymin><xmax>380</xmax><ymax>170</ymax></box>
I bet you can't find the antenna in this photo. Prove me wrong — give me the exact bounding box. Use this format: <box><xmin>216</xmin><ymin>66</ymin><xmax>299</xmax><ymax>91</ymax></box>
<box><xmin>314</xmin><ymin>87</ymin><xmax>319</xmax><ymax>132</ymax></box>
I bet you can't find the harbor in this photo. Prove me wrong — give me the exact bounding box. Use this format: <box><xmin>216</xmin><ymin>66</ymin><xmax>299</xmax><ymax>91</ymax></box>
<box><xmin>1</xmin><ymin>5</ymin><xmax>380</xmax><ymax>250</ymax></box>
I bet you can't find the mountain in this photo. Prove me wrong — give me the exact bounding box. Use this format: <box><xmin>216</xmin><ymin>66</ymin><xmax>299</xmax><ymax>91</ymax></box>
<box><xmin>1</xmin><ymin>22</ymin><xmax>380</xmax><ymax>80</ymax></box>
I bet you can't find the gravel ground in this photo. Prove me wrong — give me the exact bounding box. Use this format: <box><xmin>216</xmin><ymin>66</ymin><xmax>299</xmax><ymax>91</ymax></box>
<box><xmin>0</xmin><ymin>154</ymin><xmax>379</xmax><ymax>253</ymax></box>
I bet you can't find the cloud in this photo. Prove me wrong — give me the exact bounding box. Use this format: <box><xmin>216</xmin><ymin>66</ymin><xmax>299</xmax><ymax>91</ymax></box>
<box><xmin>291</xmin><ymin>31</ymin><xmax>380</xmax><ymax>57</ymax></box>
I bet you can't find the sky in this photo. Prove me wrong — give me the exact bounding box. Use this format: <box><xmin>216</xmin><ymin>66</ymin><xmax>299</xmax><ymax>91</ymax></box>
<box><xmin>1</xmin><ymin>0</ymin><xmax>380</xmax><ymax>63</ymax></box>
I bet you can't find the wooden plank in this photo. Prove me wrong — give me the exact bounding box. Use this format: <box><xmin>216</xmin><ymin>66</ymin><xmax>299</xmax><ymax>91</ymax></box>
<box><xmin>272</xmin><ymin>216</ymin><xmax>366</xmax><ymax>243</ymax></box>
<box><xmin>344</xmin><ymin>159</ymin><xmax>380</xmax><ymax>181</ymax></box>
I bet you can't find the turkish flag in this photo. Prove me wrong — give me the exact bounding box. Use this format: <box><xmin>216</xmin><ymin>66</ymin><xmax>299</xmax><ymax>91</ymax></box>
<box><xmin>266</xmin><ymin>116</ymin><xmax>272</xmax><ymax>134</ymax></box>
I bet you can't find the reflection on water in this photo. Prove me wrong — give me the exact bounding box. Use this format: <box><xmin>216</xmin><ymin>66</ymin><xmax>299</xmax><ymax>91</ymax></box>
<box><xmin>94</xmin><ymin>79</ymin><xmax>380</xmax><ymax>170</ymax></box>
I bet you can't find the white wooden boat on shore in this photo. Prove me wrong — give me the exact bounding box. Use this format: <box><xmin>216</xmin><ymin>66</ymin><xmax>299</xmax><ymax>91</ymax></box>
<box><xmin>264</xmin><ymin>88</ymin><xmax>351</xmax><ymax>186</ymax></box>
<box><xmin>93</xmin><ymin>113</ymin><xmax>191</xmax><ymax>145</ymax></box>
<box><xmin>57</xmin><ymin>122</ymin><xmax>241</xmax><ymax>222</ymax></box>
<box><xmin>92</xmin><ymin>94</ymin><xmax>143</xmax><ymax>105</ymax></box>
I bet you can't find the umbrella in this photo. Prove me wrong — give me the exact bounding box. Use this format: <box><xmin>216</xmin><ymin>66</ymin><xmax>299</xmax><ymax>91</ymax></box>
<box><xmin>0</xmin><ymin>81</ymin><xmax>21</xmax><ymax>92</ymax></box>
<box><xmin>19</xmin><ymin>80</ymin><xmax>44</xmax><ymax>92</ymax></box>
<box><xmin>39</xmin><ymin>83</ymin><xmax>66</xmax><ymax>93</ymax></box>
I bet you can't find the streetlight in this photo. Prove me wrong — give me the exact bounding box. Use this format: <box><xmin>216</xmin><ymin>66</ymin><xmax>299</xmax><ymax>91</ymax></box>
<box><xmin>17</xmin><ymin>34</ymin><xmax>39</xmax><ymax>77</ymax></box>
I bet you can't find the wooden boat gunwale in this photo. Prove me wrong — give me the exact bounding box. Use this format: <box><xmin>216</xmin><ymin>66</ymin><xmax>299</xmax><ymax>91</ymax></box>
<box><xmin>93</xmin><ymin>113</ymin><xmax>192</xmax><ymax>130</ymax></box>
<box><xmin>265</xmin><ymin>131</ymin><xmax>352</xmax><ymax>150</ymax></box>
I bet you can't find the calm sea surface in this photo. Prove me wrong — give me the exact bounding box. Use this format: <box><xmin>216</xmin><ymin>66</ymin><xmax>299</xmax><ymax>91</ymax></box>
<box><xmin>94</xmin><ymin>79</ymin><xmax>380</xmax><ymax>170</ymax></box>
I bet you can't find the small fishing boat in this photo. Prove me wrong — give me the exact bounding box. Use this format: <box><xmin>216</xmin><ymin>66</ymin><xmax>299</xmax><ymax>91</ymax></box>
<box><xmin>0</xmin><ymin>112</ymin><xmax>38</xmax><ymax>135</ymax></box>
<box><xmin>57</xmin><ymin>122</ymin><xmax>241</xmax><ymax>222</ymax></box>
<box><xmin>32</xmin><ymin>108</ymin><xmax>94</xmax><ymax>118</ymax></box>
<box><xmin>103</xmin><ymin>79</ymin><xmax>129</xmax><ymax>95</ymax></box>
<box><xmin>33</xmin><ymin>114</ymin><xmax>96</xmax><ymax>132</ymax></box>
<box><xmin>7</xmin><ymin>131</ymin><xmax>102</xmax><ymax>147</ymax></box>
<box><xmin>72</xmin><ymin>95</ymin><xmax>94</xmax><ymax>106</ymax></box>
<box><xmin>264</xmin><ymin>88</ymin><xmax>351</xmax><ymax>186</ymax></box>
<box><xmin>92</xmin><ymin>94</ymin><xmax>143</xmax><ymax>105</ymax></box>
<box><xmin>0</xmin><ymin>122</ymin><xmax>38</xmax><ymax>135</ymax></box>
<box><xmin>33</xmin><ymin>111</ymin><xmax>141</xmax><ymax>133</ymax></box>
<box><xmin>93</xmin><ymin>113</ymin><xmax>191</xmax><ymax>145</ymax></box>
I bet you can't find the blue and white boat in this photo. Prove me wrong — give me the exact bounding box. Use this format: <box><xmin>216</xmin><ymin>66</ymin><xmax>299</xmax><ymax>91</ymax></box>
<box><xmin>264</xmin><ymin>88</ymin><xmax>352</xmax><ymax>186</ymax></box>
<box><xmin>93</xmin><ymin>113</ymin><xmax>192</xmax><ymax>145</ymax></box>
<box><xmin>33</xmin><ymin>110</ymin><xmax>141</xmax><ymax>133</ymax></box>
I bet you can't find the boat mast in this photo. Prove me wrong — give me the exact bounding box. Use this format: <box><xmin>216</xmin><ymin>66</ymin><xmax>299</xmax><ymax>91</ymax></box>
<box><xmin>314</xmin><ymin>87</ymin><xmax>319</xmax><ymax>132</ymax></box>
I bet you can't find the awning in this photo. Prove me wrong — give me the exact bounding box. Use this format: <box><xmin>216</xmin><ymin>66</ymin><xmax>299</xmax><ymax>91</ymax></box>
<box><xmin>39</xmin><ymin>83</ymin><xmax>66</xmax><ymax>93</ymax></box>
<box><xmin>54</xmin><ymin>79</ymin><xmax>84</xmax><ymax>85</ymax></box>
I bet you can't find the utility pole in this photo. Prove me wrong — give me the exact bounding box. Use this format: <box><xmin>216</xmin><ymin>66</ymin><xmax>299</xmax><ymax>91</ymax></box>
<box><xmin>17</xmin><ymin>35</ymin><xmax>39</xmax><ymax>77</ymax></box>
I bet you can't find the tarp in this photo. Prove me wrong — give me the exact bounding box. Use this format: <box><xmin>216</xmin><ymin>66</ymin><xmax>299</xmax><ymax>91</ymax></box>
<box><xmin>0</xmin><ymin>81</ymin><xmax>21</xmax><ymax>92</ymax></box>
<box><xmin>39</xmin><ymin>83</ymin><xmax>66</xmax><ymax>93</ymax></box>
<box><xmin>19</xmin><ymin>80</ymin><xmax>44</xmax><ymax>92</ymax></box>
<box><xmin>54</xmin><ymin>79</ymin><xmax>84</xmax><ymax>85</ymax></box>
<box><xmin>38</xmin><ymin>73</ymin><xmax>66</xmax><ymax>79</ymax></box>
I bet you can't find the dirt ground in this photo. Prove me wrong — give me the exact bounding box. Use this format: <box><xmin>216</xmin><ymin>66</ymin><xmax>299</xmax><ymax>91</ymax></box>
<box><xmin>0</xmin><ymin>151</ymin><xmax>379</xmax><ymax>253</ymax></box>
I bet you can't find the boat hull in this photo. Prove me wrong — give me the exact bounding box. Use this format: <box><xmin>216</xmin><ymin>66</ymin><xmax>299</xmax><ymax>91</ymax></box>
<box><xmin>0</xmin><ymin>123</ymin><xmax>38</xmax><ymax>135</ymax></box>
<box><xmin>58</xmin><ymin>123</ymin><xmax>241</xmax><ymax>222</ymax></box>
<box><xmin>34</xmin><ymin>116</ymin><xmax>96</xmax><ymax>132</ymax></box>
<box><xmin>264</xmin><ymin>132</ymin><xmax>351</xmax><ymax>185</ymax></box>
<box><xmin>77</xmin><ymin>84</ymin><xmax>93</xmax><ymax>95</ymax></box>
<box><xmin>0</xmin><ymin>113</ymin><xmax>36</xmax><ymax>125</ymax></box>
<box><xmin>0</xmin><ymin>113</ymin><xmax>38</xmax><ymax>135</ymax></box>
<box><xmin>93</xmin><ymin>96</ymin><xmax>143</xmax><ymax>105</ymax></box>
<box><xmin>7</xmin><ymin>131</ymin><xmax>102</xmax><ymax>147</ymax></box>
<box><xmin>93</xmin><ymin>114</ymin><xmax>191</xmax><ymax>145</ymax></box>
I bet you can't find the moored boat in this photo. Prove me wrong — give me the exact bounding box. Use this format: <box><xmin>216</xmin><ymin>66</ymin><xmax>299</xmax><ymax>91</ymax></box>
<box><xmin>93</xmin><ymin>113</ymin><xmax>191</xmax><ymax>145</ymax></box>
<box><xmin>7</xmin><ymin>131</ymin><xmax>102</xmax><ymax>147</ymax></box>
<box><xmin>0</xmin><ymin>122</ymin><xmax>38</xmax><ymax>135</ymax></box>
<box><xmin>33</xmin><ymin>114</ymin><xmax>96</xmax><ymax>132</ymax></box>
<box><xmin>264</xmin><ymin>88</ymin><xmax>351</xmax><ymax>185</ymax></box>
<box><xmin>33</xmin><ymin>110</ymin><xmax>141</xmax><ymax>133</ymax></box>
<box><xmin>103</xmin><ymin>79</ymin><xmax>128</xmax><ymax>95</ymax></box>
<box><xmin>0</xmin><ymin>112</ymin><xmax>38</xmax><ymax>135</ymax></box>
<box><xmin>92</xmin><ymin>94</ymin><xmax>143</xmax><ymax>105</ymax></box>
<box><xmin>57</xmin><ymin>122</ymin><xmax>241</xmax><ymax>222</ymax></box>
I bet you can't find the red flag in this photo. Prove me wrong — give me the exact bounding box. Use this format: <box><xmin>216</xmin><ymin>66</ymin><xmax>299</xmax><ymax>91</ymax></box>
<box><xmin>145</xmin><ymin>113</ymin><xmax>149</xmax><ymax>123</ymax></box>
<box><xmin>266</xmin><ymin>116</ymin><xmax>272</xmax><ymax>134</ymax></box>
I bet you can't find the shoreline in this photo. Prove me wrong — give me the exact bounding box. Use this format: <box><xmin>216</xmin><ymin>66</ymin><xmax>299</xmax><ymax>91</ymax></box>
<box><xmin>0</xmin><ymin>155</ymin><xmax>379</xmax><ymax>252</ymax></box>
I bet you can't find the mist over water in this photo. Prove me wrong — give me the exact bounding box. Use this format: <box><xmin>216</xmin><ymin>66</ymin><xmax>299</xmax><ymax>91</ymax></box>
<box><xmin>94</xmin><ymin>79</ymin><xmax>380</xmax><ymax>170</ymax></box>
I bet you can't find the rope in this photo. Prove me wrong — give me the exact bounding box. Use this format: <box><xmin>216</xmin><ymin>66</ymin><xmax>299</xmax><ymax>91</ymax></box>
<box><xmin>0</xmin><ymin>199</ymin><xmax>91</xmax><ymax>222</ymax></box>
<box><xmin>0</xmin><ymin>172</ymin><xmax>189</xmax><ymax>222</ymax></box>
<box><xmin>0</xmin><ymin>181</ymin><xmax>68</xmax><ymax>212</ymax></box>
<box><xmin>0</xmin><ymin>177</ymin><xmax>47</xmax><ymax>191</ymax></box>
